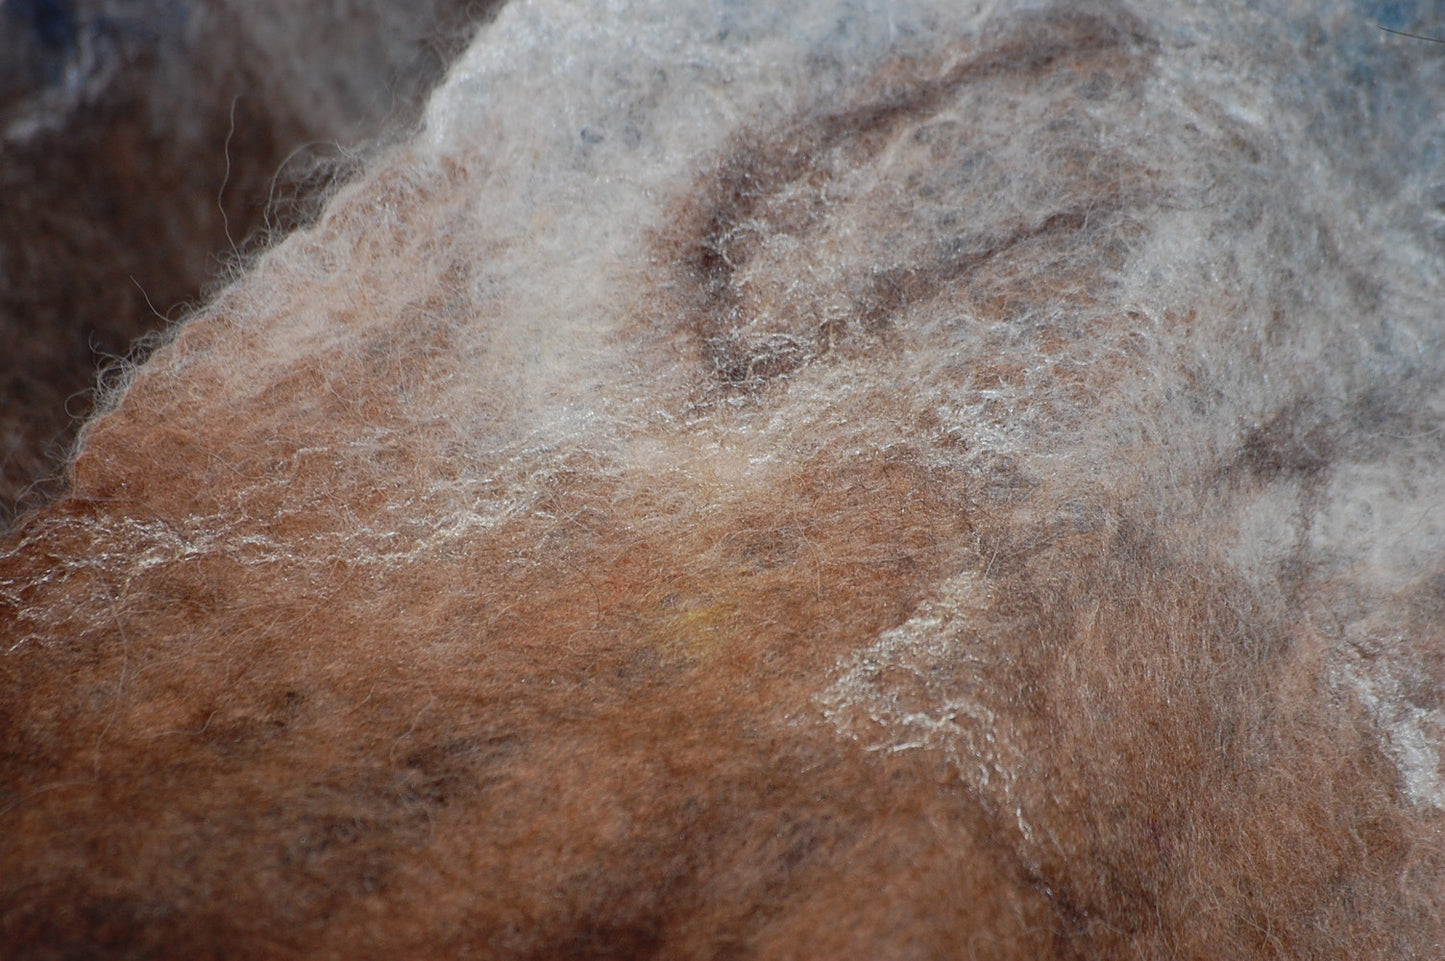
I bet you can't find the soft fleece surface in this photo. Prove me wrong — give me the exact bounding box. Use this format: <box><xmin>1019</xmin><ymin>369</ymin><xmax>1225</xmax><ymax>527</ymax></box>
<box><xmin>4</xmin><ymin>1</ymin><xmax>1445</xmax><ymax>957</ymax></box>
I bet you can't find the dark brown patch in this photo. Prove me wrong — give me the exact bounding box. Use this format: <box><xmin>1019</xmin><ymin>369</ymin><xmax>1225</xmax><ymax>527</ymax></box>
<box><xmin>1237</xmin><ymin>403</ymin><xmax>1334</xmax><ymax>483</ymax></box>
<box><xmin>653</xmin><ymin>8</ymin><xmax>1155</xmax><ymax>398</ymax></box>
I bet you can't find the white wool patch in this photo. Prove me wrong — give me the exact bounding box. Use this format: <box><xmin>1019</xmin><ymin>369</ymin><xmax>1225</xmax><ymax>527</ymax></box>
<box><xmin>817</xmin><ymin>569</ymin><xmax>1031</xmax><ymax>809</ymax></box>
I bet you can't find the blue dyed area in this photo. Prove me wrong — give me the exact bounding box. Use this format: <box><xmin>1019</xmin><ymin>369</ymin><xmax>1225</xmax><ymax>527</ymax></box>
<box><xmin>10</xmin><ymin>0</ymin><xmax>77</xmax><ymax>52</ymax></box>
<box><xmin>0</xmin><ymin>0</ymin><xmax>77</xmax><ymax>92</ymax></box>
<box><xmin>1</xmin><ymin>0</ymin><xmax>198</xmax><ymax>104</ymax></box>
<box><xmin>1369</xmin><ymin>1</ymin><xmax>1416</xmax><ymax>30</ymax></box>
<box><xmin>1354</xmin><ymin>0</ymin><xmax>1445</xmax><ymax>32</ymax></box>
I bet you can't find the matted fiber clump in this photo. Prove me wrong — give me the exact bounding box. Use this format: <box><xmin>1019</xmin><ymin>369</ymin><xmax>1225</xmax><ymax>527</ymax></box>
<box><xmin>4</xmin><ymin>0</ymin><xmax>1445</xmax><ymax>957</ymax></box>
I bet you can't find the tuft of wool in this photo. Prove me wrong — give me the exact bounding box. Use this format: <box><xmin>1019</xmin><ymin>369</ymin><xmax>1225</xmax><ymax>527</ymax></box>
<box><xmin>4</xmin><ymin>0</ymin><xmax>1445</xmax><ymax>957</ymax></box>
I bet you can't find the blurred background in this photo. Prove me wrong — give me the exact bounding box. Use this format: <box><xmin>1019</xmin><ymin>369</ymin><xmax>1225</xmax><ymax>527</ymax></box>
<box><xmin>0</xmin><ymin>0</ymin><xmax>501</xmax><ymax>526</ymax></box>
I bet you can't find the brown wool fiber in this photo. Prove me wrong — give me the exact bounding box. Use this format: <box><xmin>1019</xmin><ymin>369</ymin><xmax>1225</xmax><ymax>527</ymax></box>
<box><xmin>4</xmin><ymin>0</ymin><xmax>1445</xmax><ymax>957</ymax></box>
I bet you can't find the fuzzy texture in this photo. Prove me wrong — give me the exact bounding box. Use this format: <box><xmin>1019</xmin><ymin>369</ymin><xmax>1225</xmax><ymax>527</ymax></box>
<box><xmin>4</xmin><ymin>0</ymin><xmax>1445</xmax><ymax>957</ymax></box>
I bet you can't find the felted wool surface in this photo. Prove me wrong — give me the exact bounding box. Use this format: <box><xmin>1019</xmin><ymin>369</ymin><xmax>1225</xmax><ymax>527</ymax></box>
<box><xmin>4</xmin><ymin>0</ymin><xmax>1445</xmax><ymax>958</ymax></box>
